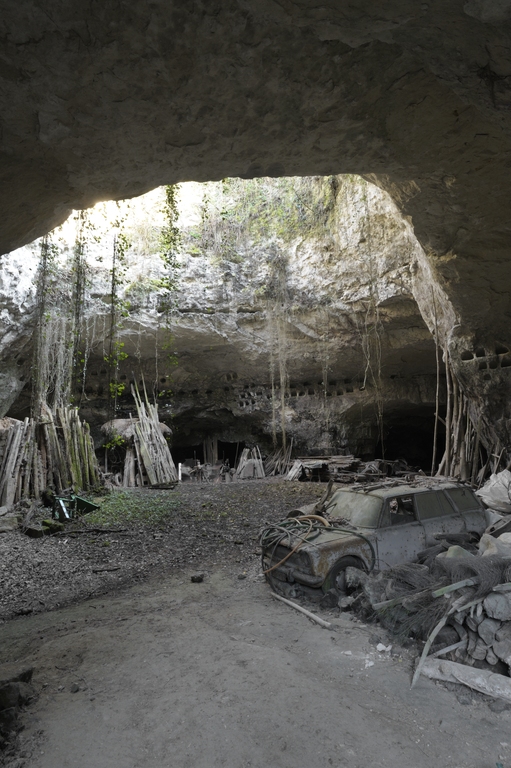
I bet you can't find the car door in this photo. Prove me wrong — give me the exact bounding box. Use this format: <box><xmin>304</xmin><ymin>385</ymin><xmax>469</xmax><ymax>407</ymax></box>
<box><xmin>375</xmin><ymin>494</ymin><xmax>427</xmax><ymax>570</ymax></box>
<box><xmin>444</xmin><ymin>487</ymin><xmax>487</xmax><ymax>535</ymax></box>
<box><xmin>415</xmin><ymin>490</ymin><xmax>466</xmax><ymax>545</ymax></box>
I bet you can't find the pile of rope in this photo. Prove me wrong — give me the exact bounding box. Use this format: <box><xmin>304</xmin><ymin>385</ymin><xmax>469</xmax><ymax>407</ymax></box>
<box><xmin>260</xmin><ymin>516</ymin><xmax>328</xmax><ymax>574</ymax></box>
<box><xmin>260</xmin><ymin>514</ymin><xmax>376</xmax><ymax>576</ymax></box>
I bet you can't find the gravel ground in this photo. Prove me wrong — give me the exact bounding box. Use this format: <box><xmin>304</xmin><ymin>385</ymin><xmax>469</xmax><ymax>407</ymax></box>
<box><xmin>0</xmin><ymin>479</ymin><xmax>325</xmax><ymax>622</ymax></box>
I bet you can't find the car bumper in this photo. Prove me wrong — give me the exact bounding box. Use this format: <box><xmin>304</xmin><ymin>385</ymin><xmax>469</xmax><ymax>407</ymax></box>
<box><xmin>264</xmin><ymin>559</ymin><xmax>324</xmax><ymax>588</ymax></box>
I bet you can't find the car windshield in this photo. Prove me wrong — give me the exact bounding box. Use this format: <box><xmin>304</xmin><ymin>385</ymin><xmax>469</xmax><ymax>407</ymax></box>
<box><xmin>324</xmin><ymin>490</ymin><xmax>383</xmax><ymax>528</ymax></box>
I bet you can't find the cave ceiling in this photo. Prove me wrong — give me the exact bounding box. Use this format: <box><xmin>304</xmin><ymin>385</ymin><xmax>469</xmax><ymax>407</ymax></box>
<box><xmin>1</xmin><ymin>1</ymin><xmax>511</xmax><ymax>346</ymax></box>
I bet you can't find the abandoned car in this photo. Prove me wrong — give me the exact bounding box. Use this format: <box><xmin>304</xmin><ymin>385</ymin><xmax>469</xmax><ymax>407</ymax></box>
<box><xmin>261</xmin><ymin>482</ymin><xmax>491</xmax><ymax>596</ymax></box>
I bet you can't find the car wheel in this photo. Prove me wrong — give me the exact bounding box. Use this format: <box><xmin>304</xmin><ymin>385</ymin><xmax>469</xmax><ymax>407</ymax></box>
<box><xmin>322</xmin><ymin>556</ymin><xmax>366</xmax><ymax>596</ymax></box>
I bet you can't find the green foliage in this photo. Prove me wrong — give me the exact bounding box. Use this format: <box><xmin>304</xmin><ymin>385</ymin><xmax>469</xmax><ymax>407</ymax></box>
<box><xmin>108</xmin><ymin>381</ymin><xmax>126</xmax><ymax>399</ymax></box>
<box><xmin>32</xmin><ymin>211</ymin><xmax>97</xmax><ymax>415</ymax></box>
<box><xmin>159</xmin><ymin>184</ymin><xmax>181</xmax><ymax>298</ymax></box>
<box><xmin>125</xmin><ymin>276</ymin><xmax>164</xmax><ymax>304</ymax></box>
<box><xmin>104</xmin><ymin>434</ymin><xmax>126</xmax><ymax>451</ymax></box>
<box><xmin>185</xmin><ymin>176</ymin><xmax>338</xmax><ymax>266</ymax></box>
<box><xmin>86</xmin><ymin>490</ymin><xmax>180</xmax><ymax>526</ymax></box>
<box><xmin>106</xmin><ymin>221</ymin><xmax>131</xmax><ymax>416</ymax></box>
<box><xmin>104</xmin><ymin>340</ymin><xmax>128</xmax><ymax>366</ymax></box>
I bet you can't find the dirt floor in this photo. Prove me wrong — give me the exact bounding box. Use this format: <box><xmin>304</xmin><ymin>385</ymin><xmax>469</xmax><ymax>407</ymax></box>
<box><xmin>1</xmin><ymin>480</ymin><xmax>511</xmax><ymax>767</ymax></box>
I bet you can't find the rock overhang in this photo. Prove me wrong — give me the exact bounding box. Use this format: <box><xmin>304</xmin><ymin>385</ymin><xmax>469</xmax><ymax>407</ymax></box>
<box><xmin>2</xmin><ymin>2</ymin><xmax>511</xmax><ymax>453</ymax></box>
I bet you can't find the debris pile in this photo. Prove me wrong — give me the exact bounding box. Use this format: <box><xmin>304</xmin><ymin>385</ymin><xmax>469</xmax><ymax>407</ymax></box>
<box><xmin>235</xmin><ymin>446</ymin><xmax>265</xmax><ymax>479</ymax></box>
<box><xmin>285</xmin><ymin>456</ymin><xmax>418</xmax><ymax>483</ymax></box>
<box><xmin>263</xmin><ymin>441</ymin><xmax>294</xmax><ymax>476</ymax></box>
<box><xmin>349</xmin><ymin>527</ymin><xmax>511</xmax><ymax>698</ymax></box>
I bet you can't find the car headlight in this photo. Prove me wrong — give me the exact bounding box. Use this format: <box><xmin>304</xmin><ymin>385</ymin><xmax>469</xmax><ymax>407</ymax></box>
<box><xmin>294</xmin><ymin>550</ymin><xmax>312</xmax><ymax>573</ymax></box>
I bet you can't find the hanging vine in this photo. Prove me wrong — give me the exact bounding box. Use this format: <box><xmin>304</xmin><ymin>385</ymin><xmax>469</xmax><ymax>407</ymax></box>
<box><xmin>157</xmin><ymin>184</ymin><xmax>181</xmax><ymax>392</ymax></box>
<box><xmin>31</xmin><ymin>234</ymin><xmax>60</xmax><ymax>418</ymax></box>
<box><xmin>104</xmin><ymin>224</ymin><xmax>130</xmax><ymax>417</ymax></box>
<box><xmin>32</xmin><ymin>210</ymin><xmax>92</xmax><ymax>416</ymax></box>
<box><xmin>356</xmin><ymin>183</ymin><xmax>385</xmax><ymax>457</ymax></box>
<box><xmin>265</xmin><ymin>249</ymin><xmax>290</xmax><ymax>449</ymax></box>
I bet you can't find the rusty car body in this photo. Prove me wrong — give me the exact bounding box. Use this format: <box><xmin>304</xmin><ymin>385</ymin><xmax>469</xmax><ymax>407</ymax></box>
<box><xmin>261</xmin><ymin>481</ymin><xmax>490</xmax><ymax>595</ymax></box>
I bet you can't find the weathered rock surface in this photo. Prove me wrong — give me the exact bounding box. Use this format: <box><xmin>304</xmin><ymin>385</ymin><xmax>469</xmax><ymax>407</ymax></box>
<box><xmin>483</xmin><ymin>592</ymin><xmax>511</xmax><ymax>622</ymax></box>
<box><xmin>2</xmin><ymin>176</ymin><xmax>442</xmax><ymax>460</ymax></box>
<box><xmin>80</xmin><ymin>177</ymin><xmax>440</xmax><ymax>458</ymax></box>
<box><xmin>0</xmin><ymin>250</ymin><xmax>37</xmax><ymax>416</ymax></box>
<box><xmin>1</xmin><ymin>3</ymin><xmax>511</xmax><ymax>402</ymax></box>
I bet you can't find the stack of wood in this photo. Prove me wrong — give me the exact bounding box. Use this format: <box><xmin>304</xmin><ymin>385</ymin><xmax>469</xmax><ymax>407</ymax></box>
<box><xmin>286</xmin><ymin>455</ymin><xmax>361</xmax><ymax>481</ymax></box>
<box><xmin>235</xmin><ymin>446</ymin><xmax>265</xmax><ymax>479</ymax></box>
<box><xmin>102</xmin><ymin>386</ymin><xmax>177</xmax><ymax>487</ymax></box>
<box><xmin>263</xmin><ymin>440</ymin><xmax>294</xmax><ymax>476</ymax></box>
<box><xmin>131</xmin><ymin>384</ymin><xmax>177</xmax><ymax>486</ymax></box>
<box><xmin>0</xmin><ymin>406</ymin><xmax>100</xmax><ymax>506</ymax></box>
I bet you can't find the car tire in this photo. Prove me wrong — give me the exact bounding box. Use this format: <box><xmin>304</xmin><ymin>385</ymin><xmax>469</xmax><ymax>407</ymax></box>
<box><xmin>322</xmin><ymin>556</ymin><xmax>366</xmax><ymax>596</ymax></box>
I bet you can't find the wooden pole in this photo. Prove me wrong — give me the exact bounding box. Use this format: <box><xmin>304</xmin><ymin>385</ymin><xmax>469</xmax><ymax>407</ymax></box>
<box><xmin>444</xmin><ymin>346</ymin><xmax>452</xmax><ymax>477</ymax></box>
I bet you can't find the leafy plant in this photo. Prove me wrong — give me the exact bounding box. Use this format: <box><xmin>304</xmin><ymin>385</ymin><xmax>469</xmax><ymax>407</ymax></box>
<box><xmin>86</xmin><ymin>490</ymin><xmax>180</xmax><ymax>526</ymax></box>
<box><xmin>104</xmin><ymin>434</ymin><xmax>126</xmax><ymax>450</ymax></box>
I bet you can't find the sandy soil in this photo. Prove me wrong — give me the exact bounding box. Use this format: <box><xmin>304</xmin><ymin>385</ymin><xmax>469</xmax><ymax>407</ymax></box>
<box><xmin>1</xmin><ymin>481</ymin><xmax>511</xmax><ymax>767</ymax></box>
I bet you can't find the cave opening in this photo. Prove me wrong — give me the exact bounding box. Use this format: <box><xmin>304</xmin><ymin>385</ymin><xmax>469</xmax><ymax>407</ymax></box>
<box><xmin>170</xmin><ymin>441</ymin><xmax>245</xmax><ymax>467</ymax></box>
<box><xmin>171</xmin><ymin>444</ymin><xmax>204</xmax><ymax>465</ymax></box>
<box><xmin>374</xmin><ymin>404</ymin><xmax>446</xmax><ymax>471</ymax></box>
<box><xmin>1</xmin><ymin>173</ymin><xmax>450</xmax><ymax>481</ymax></box>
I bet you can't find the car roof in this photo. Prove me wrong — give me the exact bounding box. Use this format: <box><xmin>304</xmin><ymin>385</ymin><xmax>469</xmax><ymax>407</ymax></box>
<box><xmin>333</xmin><ymin>481</ymin><xmax>464</xmax><ymax>501</ymax></box>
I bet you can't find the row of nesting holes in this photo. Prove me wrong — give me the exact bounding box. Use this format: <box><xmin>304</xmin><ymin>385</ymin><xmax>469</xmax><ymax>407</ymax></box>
<box><xmin>461</xmin><ymin>344</ymin><xmax>511</xmax><ymax>373</ymax></box>
<box><xmin>238</xmin><ymin>386</ymin><xmax>352</xmax><ymax>408</ymax></box>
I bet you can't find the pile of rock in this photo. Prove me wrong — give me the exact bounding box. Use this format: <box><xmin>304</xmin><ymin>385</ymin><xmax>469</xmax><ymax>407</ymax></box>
<box><xmin>351</xmin><ymin>530</ymin><xmax>511</xmax><ymax>677</ymax></box>
<box><xmin>450</xmin><ymin>582</ymin><xmax>511</xmax><ymax>670</ymax></box>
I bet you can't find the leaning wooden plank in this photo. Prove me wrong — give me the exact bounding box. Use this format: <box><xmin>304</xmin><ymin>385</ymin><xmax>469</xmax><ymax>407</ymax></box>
<box><xmin>0</xmin><ymin>424</ymin><xmax>16</xmax><ymax>484</ymax></box>
<box><xmin>373</xmin><ymin>588</ymin><xmax>431</xmax><ymax>611</ymax></box>
<box><xmin>135</xmin><ymin>425</ymin><xmax>158</xmax><ymax>485</ymax></box>
<box><xmin>6</xmin><ymin>419</ymin><xmax>30</xmax><ymax>506</ymax></box>
<box><xmin>22</xmin><ymin>421</ymin><xmax>35</xmax><ymax>497</ymax></box>
<box><xmin>411</xmin><ymin>613</ymin><xmax>451</xmax><ymax>689</ymax></box>
<box><xmin>84</xmin><ymin>421</ymin><xmax>100</xmax><ymax>488</ymax></box>
<box><xmin>411</xmin><ymin>594</ymin><xmax>485</xmax><ymax>688</ymax></box>
<box><xmin>270</xmin><ymin>592</ymin><xmax>332</xmax><ymax>629</ymax></box>
<box><xmin>286</xmin><ymin>459</ymin><xmax>303</xmax><ymax>481</ymax></box>
<box><xmin>420</xmin><ymin>658</ymin><xmax>511</xmax><ymax>703</ymax></box>
<box><xmin>0</xmin><ymin>422</ymin><xmax>21</xmax><ymax>504</ymax></box>
<box><xmin>431</xmin><ymin>578</ymin><xmax>478</xmax><ymax>598</ymax></box>
<box><xmin>430</xmin><ymin>640</ymin><xmax>467</xmax><ymax>658</ymax></box>
<box><xmin>45</xmin><ymin>406</ymin><xmax>68</xmax><ymax>490</ymax></box>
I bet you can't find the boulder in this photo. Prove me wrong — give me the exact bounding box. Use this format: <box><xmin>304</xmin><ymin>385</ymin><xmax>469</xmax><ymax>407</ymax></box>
<box><xmin>0</xmin><ymin>683</ymin><xmax>21</xmax><ymax>710</ymax></box>
<box><xmin>471</xmin><ymin>637</ymin><xmax>490</xmax><ymax>661</ymax></box>
<box><xmin>478</xmin><ymin>618</ymin><xmax>502</xmax><ymax>646</ymax></box>
<box><xmin>0</xmin><ymin>516</ymin><xmax>18</xmax><ymax>533</ymax></box>
<box><xmin>0</xmin><ymin>664</ymin><xmax>33</xmax><ymax>686</ymax></box>
<box><xmin>42</xmin><ymin>519</ymin><xmax>64</xmax><ymax>534</ymax></box>
<box><xmin>24</xmin><ymin>526</ymin><xmax>45</xmax><ymax>538</ymax></box>
<box><xmin>494</xmin><ymin>622</ymin><xmax>511</xmax><ymax>664</ymax></box>
<box><xmin>483</xmin><ymin>592</ymin><xmax>511</xmax><ymax>622</ymax></box>
<box><xmin>466</xmin><ymin>614</ymin><xmax>484</xmax><ymax>631</ymax></box>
